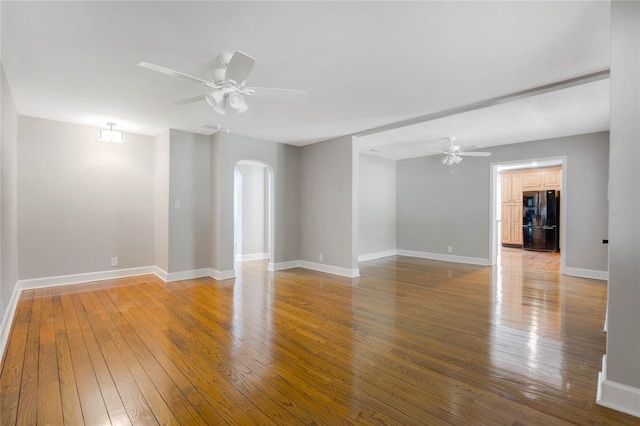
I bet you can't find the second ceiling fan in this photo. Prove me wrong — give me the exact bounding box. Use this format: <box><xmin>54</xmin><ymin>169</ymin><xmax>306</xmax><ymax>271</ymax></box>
<box><xmin>138</xmin><ymin>51</ymin><xmax>308</xmax><ymax>115</ymax></box>
<box><xmin>431</xmin><ymin>137</ymin><xmax>492</xmax><ymax>165</ymax></box>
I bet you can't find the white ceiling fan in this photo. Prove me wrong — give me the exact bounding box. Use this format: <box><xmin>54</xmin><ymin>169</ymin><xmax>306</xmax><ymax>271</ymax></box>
<box><xmin>138</xmin><ymin>51</ymin><xmax>308</xmax><ymax>115</ymax></box>
<box><xmin>431</xmin><ymin>137</ymin><xmax>492</xmax><ymax>165</ymax></box>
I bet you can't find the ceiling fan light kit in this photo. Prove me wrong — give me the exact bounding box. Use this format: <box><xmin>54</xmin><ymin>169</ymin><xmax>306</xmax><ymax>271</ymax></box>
<box><xmin>139</xmin><ymin>50</ymin><xmax>308</xmax><ymax>115</ymax></box>
<box><xmin>441</xmin><ymin>154</ymin><xmax>462</xmax><ymax>165</ymax></box>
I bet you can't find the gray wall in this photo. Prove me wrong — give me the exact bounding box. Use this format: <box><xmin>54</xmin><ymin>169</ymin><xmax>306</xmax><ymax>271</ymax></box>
<box><xmin>153</xmin><ymin>130</ymin><xmax>170</xmax><ymax>272</ymax></box>
<box><xmin>606</xmin><ymin>0</ymin><xmax>640</xmax><ymax>390</ymax></box>
<box><xmin>237</xmin><ymin>163</ymin><xmax>266</xmax><ymax>257</ymax></box>
<box><xmin>1</xmin><ymin>66</ymin><xmax>18</xmax><ymax>320</ymax></box>
<box><xmin>274</xmin><ymin>141</ymin><xmax>300</xmax><ymax>265</ymax></box>
<box><xmin>17</xmin><ymin>117</ymin><xmax>155</xmax><ymax>279</ymax></box>
<box><xmin>168</xmin><ymin>130</ymin><xmax>211</xmax><ymax>272</ymax></box>
<box><xmin>210</xmin><ymin>132</ymin><xmax>299</xmax><ymax>272</ymax></box>
<box><xmin>397</xmin><ymin>132</ymin><xmax>609</xmax><ymax>272</ymax></box>
<box><xmin>299</xmin><ymin>136</ymin><xmax>357</xmax><ymax>270</ymax></box>
<box><xmin>358</xmin><ymin>153</ymin><xmax>396</xmax><ymax>256</ymax></box>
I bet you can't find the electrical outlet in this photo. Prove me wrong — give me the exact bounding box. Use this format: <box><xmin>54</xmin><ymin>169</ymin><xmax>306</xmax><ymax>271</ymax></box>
<box><xmin>175</xmin><ymin>200</ymin><xmax>181</xmax><ymax>209</ymax></box>
<box><xmin>319</xmin><ymin>254</ymin><xmax>323</xmax><ymax>262</ymax></box>
<box><xmin>111</xmin><ymin>257</ymin><xmax>118</xmax><ymax>267</ymax></box>
<box><xmin>447</xmin><ymin>246</ymin><xmax>453</xmax><ymax>253</ymax></box>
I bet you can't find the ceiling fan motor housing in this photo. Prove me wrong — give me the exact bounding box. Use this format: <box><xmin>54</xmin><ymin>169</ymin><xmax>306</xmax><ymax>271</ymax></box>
<box><xmin>212</xmin><ymin>52</ymin><xmax>233</xmax><ymax>83</ymax></box>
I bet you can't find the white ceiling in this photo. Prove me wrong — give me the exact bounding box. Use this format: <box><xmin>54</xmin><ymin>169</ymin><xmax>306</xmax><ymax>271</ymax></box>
<box><xmin>1</xmin><ymin>1</ymin><xmax>611</xmax><ymax>151</ymax></box>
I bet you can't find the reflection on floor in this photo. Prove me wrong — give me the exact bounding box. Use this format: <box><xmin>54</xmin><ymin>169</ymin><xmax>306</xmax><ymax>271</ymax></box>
<box><xmin>1</xmin><ymin>253</ymin><xmax>630</xmax><ymax>424</ymax></box>
<box><xmin>499</xmin><ymin>246</ymin><xmax>560</xmax><ymax>272</ymax></box>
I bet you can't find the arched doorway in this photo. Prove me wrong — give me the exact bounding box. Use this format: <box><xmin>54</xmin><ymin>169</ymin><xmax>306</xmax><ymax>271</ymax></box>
<box><xmin>234</xmin><ymin>160</ymin><xmax>274</xmax><ymax>268</ymax></box>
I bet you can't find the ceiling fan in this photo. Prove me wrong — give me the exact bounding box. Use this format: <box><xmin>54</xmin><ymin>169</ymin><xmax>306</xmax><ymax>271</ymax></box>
<box><xmin>138</xmin><ymin>51</ymin><xmax>308</xmax><ymax>115</ymax></box>
<box><xmin>431</xmin><ymin>137</ymin><xmax>492</xmax><ymax>165</ymax></box>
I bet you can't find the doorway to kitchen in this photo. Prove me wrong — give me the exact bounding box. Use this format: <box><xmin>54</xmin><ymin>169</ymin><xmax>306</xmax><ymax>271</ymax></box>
<box><xmin>490</xmin><ymin>157</ymin><xmax>567</xmax><ymax>273</ymax></box>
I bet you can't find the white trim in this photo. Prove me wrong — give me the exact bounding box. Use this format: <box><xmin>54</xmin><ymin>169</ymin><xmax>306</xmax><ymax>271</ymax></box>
<box><xmin>597</xmin><ymin>355</ymin><xmax>640</xmax><ymax>418</ymax></box>
<box><xmin>299</xmin><ymin>261</ymin><xmax>360</xmax><ymax>278</ymax></box>
<box><xmin>564</xmin><ymin>267</ymin><xmax>608</xmax><ymax>281</ymax></box>
<box><xmin>267</xmin><ymin>260</ymin><xmax>359</xmax><ymax>278</ymax></box>
<box><xmin>157</xmin><ymin>267</ymin><xmax>235</xmax><ymax>282</ymax></box>
<box><xmin>235</xmin><ymin>252</ymin><xmax>268</xmax><ymax>262</ymax></box>
<box><xmin>269</xmin><ymin>260</ymin><xmax>301</xmax><ymax>271</ymax></box>
<box><xmin>358</xmin><ymin>249</ymin><xmax>397</xmax><ymax>262</ymax></box>
<box><xmin>0</xmin><ymin>284</ymin><xmax>21</xmax><ymax>365</ymax></box>
<box><xmin>210</xmin><ymin>268</ymin><xmax>236</xmax><ymax>281</ymax></box>
<box><xmin>165</xmin><ymin>268</ymin><xmax>211</xmax><ymax>283</ymax></box>
<box><xmin>396</xmin><ymin>250</ymin><xmax>490</xmax><ymax>266</ymax></box>
<box><xmin>153</xmin><ymin>266</ymin><xmax>168</xmax><ymax>282</ymax></box>
<box><xmin>16</xmin><ymin>266</ymin><xmax>157</xmax><ymax>290</ymax></box>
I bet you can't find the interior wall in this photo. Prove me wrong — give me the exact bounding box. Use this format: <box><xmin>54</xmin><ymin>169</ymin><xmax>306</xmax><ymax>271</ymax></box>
<box><xmin>210</xmin><ymin>132</ymin><xmax>299</xmax><ymax>273</ymax></box>
<box><xmin>397</xmin><ymin>132</ymin><xmax>609</xmax><ymax>272</ymax></box>
<box><xmin>17</xmin><ymin>116</ymin><xmax>155</xmax><ymax>279</ymax></box>
<box><xmin>168</xmin><ymin>129</ymin><xmax>211</xmax><ymax>272</ymax></box>
<box><xmin>605</xmin><ymin>0</ymin><xmax>640</xmax><ymax>393</ymax></box>
<box><xmin>153</xmin><ymin>130</ymin><xmax>170</xmax><ymax>272</ymax></box>
<box><xmin>299</xmin><ymin>135</ymin><xmax>357</xmax><ymax>271</ymax></box>
<box><xmin>236</xmin><ymin>163</ymin><xmax>266</xmax><ymax>258</ymax></box>
<box><xmin>358</xmin><ymin>153</ymin><xmax>396</xmax><ymax>257</ymax></box>
<box><xmin>1</xmin><ymin>66</ymin><xmax>18</xmax><ymax>321</ymax></box>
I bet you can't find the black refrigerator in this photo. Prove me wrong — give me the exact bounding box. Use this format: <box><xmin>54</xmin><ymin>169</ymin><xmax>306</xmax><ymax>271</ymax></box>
<box><xmin>522</xmin><ymin>190</ymin><xmax>560</xmax><ymax>252</ymax></box>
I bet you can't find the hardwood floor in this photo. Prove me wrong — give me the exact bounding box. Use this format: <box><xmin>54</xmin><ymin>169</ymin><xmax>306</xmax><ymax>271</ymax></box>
<box><xmin>1</xmin><ymin>256</ymin><xmax>636</xmax><ymax>425</ymax></box>
<box><xmin>499</xmin><ymin>246</ymin><xmax>561</xmax><ymax>272</ymax></box>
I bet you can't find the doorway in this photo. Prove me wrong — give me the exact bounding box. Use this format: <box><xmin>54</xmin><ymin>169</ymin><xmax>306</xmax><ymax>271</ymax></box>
<box><xmin>234</xmin><ymin>160</ymin><xmax>274</xmax><ymax>268</ymax></box>
<box><xmin>490</xmin><ymin>157</ymin><xmax>567</xmax><ymax>273</ymax></box>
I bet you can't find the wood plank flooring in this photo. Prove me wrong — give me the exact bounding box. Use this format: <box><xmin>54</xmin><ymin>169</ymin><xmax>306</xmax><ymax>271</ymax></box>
<box><xmin>1</xmin><ymin>254</ymin><xmax>637</xmax><ymax>425</ymax></box>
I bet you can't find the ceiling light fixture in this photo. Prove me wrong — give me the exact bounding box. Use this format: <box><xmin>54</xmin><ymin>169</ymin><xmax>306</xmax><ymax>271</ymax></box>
<box><xmin>205</xmin><ymin>90</ymin><xmax>226</xmax><ymax>115</ymax></box>
<box><xmin>99</xmin><ymin>122</ymin><xmax>124</xmax><ymax>143</ymax></box>
<box><xmin>227</xmin><ymin>92</ymin><xmax>248</xmax><ymax>114</ymax></box>
<box><xmin>205</xmin><ymin>89</ymin><xmax>249</xmax><ymax>115</ymax></box>
<box><xmin>441</xmin><ymin>154</ymin><xmax>462</xmax><ymax>166</ymax></box>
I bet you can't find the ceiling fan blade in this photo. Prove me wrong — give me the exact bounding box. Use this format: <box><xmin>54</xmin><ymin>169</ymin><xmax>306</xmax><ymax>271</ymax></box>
<box><xmin>225</xmin><ymin>51</ymin><xmax>255</xmax><ymax>85</ymax></box>
<box><xmin>427</xmin><ymin>149</ymin><xmax>448</xmax><ymax>154</ymax></box>
<box><xmin>245</xmin><ymin>87</ymin><xmax>308</xmax><ymax>101</ymax></box>
<box><xmin>458</xmin><ymin>151</ymin><xmax>492</xmax><ymax>157</ymax></box>
<box><xmin>174</xmin><ymin>94</ymin><xmax>207</xmax><ymax>105</ymax></box>
<box><xmin>138</xmin><ymin>62</ymin><xmax>216</xmax><ymax>87</ymax></box>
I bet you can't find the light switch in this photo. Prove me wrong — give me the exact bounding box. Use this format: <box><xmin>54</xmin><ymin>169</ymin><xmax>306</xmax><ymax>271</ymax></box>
<box><xmin>175</xmin><ymin>201</ymin><xmax>181</xmax><ymax>209</ymax></box>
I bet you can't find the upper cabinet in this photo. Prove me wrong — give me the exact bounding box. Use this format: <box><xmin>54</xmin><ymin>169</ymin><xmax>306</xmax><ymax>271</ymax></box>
<box><xmin>521</xmin><ymin>167</ymin><xmax>562</xmax><ymax>191</ymax></box>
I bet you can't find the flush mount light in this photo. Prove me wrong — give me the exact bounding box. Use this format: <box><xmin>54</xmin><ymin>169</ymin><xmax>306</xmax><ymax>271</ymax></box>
<box><xmin>99</xmin><ymin>123</ymin><xmax>124</xmax><ymax>143</ymax></box>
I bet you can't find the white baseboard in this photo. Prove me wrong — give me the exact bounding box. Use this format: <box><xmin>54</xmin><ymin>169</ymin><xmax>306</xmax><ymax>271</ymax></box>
<box><xmin>269</xmin><ymin>260</ymin><xmax>301</xmax><ymax>271</ymax></box>
<box><xmin>565</xmin><ymin>267</ymin><xmax>608</xmax><ymax>281</ymax></box>
<box><xmin>299</xmin><ymin>261</ymin><xmax>360</xmax><ymax>278</ymax></box>
<box><xmin>16</xmin><ymin>266</ymin><xmax>158</xmax><ymax>291</ymax></box>
<box><xmin>153</xmin><ymin>266</ymin><xmax>168</xmax><ymax>282</ymax></box>
<box><xmin>235</xmin><ymin>252</ymin><xmax>268</xmax><ymax>262</ymax></box>
<box><xmin>210</xmin><ymin>268</ymin><xmax>236</xmax><ymax>281</ymax></box>
<box><xmin>0</xmin><ymin>283</ymin><xmax>21</xmax><ymax>367</ymax></box>
<box><xmin>154</xmin><ymin>266</ymin><xmax>235</xmax><ymax>282</ymax></box>
<box><xmin>597</xmin><ymin>355</ymin><xmax>640</xmax><ymax>418</ymax></box>
<box><xmin>358</xmin><ymin>249</ymin><xmax>397</xmax><ymax>262</ymax></box>
<box><xmin>164</xmin><ymin>268</ymin><xmax>211</xmax><ymax>282</ymax></box>
<box><xmin>396</xmin><ymin>249</ymin><xmax>490</xmax><ymax>266</ymax></box>
<box><xmin>268</xmin><ymin>260</ymin><xmax>359</xmax><ymax>278</ymax></box>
